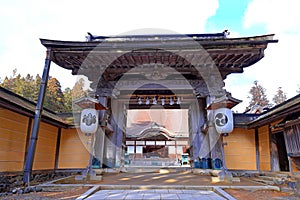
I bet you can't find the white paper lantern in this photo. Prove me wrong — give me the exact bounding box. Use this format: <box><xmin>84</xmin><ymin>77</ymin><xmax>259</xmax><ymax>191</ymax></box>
<box><xmin>214</xmin><ymin>108</ymin><xmax>233</xmax><ymax>134</ymax></box>
<box><xmin>80</xmin><ymin>108</ymin><xmax>99</xmax><ymax>134</ymax></box>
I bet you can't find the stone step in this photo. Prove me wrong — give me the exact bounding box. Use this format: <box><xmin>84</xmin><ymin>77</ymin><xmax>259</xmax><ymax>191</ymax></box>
<box><xmin>258</xmin><ymin>176</ymin><xmax>285</xmax><ymax>185</ymax></box>
<box><xmin>252</xmin><ymin>178</ymin><xmax>275</xmax><ymax>185</ymax></box>
<box><xmin>92</xmin><ymin>168</ymin><xmax>121</xmax><ymax>175</ymax></box>
<box><xmin>123</xmin><ymin>166</ymin><xmax>191</xmax><ymax>173</ymax></box>
<box><xmin>258</xmin><ymin>176</ymin><xmax>283</xmax><ymax>181</ymax></box>
<box><xmin>261</xmin><ymin>172</ymin><xmax>289</xmax><ymax>178</ymax></box>
<box><xmin>94</xmin><ymin>169</ymin><xmax>104</xmax><ymax>175</ymax></box>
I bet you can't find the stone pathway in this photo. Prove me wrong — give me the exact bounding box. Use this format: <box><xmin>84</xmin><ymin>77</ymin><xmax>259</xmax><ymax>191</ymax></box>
<box><xmin>85</xmin><ymin>189</ymin><xmax>225</xmax><ymax>200</ymax></box>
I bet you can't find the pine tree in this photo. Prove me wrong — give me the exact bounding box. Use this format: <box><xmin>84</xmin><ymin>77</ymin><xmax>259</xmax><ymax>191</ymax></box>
<box><xmin>247</xmin><ymin>80</ymin><xmax>270</xmax><ymax>110</ymax></box>
<box><xmin>0</xmin><ymin>69</ymin><xmax>18</xmax><ymax>90</ymax></box>
<box><xmin>72</xmin><ymin>78</ymin><xmax>88</xmax><ymax>99</ymax></box>
<box><xmin>273</xmin><ymin>87</ymin><xmax>287</xmax><ymax>105</ymax></box>
<box><xmin>1</xmin><ymin>77</ymin><xmax>11</xmax><ymax>89</ymax></box>
<box><xmin>63</xmin><ymin>87</ymin><xmax>73</xmax><ymax>112</ymax></box>
<box><xmin>11</xmin><ymin>74</ymin><xmax>24</xmax><ymax>95</ymax></box>
<box><xmin>44</xmin><ymin>77</ymin><xmax>65</xmax><ymax>112</ymax></box>
<box><xmin>22</xmin><ymin>74</ymin><xmax>35</xmax><ymax>100</ymax></box>
<box><xmin>32</xmin><ymin>74</ymin><xmax>42</xmax><ymax>102</ymax></box>
<box><xmin>0</xmin><ymin>70</ymin><xmax>90</xmax><ymax>113</ymax></box>
<box><xmin>70</xmin><ymin>78</ymin><xmax>89</xmax><ymax>112</ymax></box>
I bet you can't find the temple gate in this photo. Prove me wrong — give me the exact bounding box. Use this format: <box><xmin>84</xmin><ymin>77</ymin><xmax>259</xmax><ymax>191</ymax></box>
<box><xmin>23</xmin><ymin>32</ymin><xmax>277</xmax><ymax>182</ymax></box>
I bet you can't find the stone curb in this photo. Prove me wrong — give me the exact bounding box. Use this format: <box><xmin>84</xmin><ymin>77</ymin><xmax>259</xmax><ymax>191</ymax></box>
<box><xmin>214</xmin><ymin>186</ymin><xmax>237</xmax><ymax>200</ymax></box>
<box><xmin>36</xmin><ymin>183</ymin><xmax>280</xmax><ymax>200</ymax></box>
<box><xmin>38</xmin><ymin>183</ymin><xmax>280</xmax><ymax>190</ymax></box>
<box><xmin>76</xmin><ymin>186</ymin><xmax>100</xmax><ymax>200</ymax></box>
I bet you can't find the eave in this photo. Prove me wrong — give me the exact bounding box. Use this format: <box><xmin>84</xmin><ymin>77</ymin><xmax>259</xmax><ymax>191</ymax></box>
<box><xmin>40</xmin><ymin>34</ymin><xmax>277</xmax><ymax>80</ymax></box>
<box><xmin>0</xmin><ymin>87</ymin><xmax>69</xmax><ymax>128</ymax></box>
<box><xmin>248</xmin><ymin>94</ymin><xmax>300</xmax><ymax>128</ymax></box>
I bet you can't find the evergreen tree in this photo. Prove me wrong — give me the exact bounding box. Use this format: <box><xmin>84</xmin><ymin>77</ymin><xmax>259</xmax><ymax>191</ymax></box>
<box><xmin>0</xmin><ymin>69</ymin><xmax>18</xmax><ymax>90</ymax></box>
<box><xmin>1</xmin><ymin>77</ymin><xmax>11</xmax><ymax>89</ymax></box>
<box><xmin>31</xmin><ymin>74</ymin><xmax>41</xmax><ymax>101</ymax></box>
<box><xmin>63</xmin><ymin>87</ymin><xmax>73</xmax><ymax>112</ymax></box>
<box><xmin>11</xmin><ymin>74</ymin><xmax>24</xmax><ymax>95</ymax></box>
<box><xmin>72</xmin><ymin>78</ymin><xmax>88</xmax><ymax>99</ymax></box>
<box><xmin>44</xmin><ymin>77</ymin><xmax>65</xmax><ymax>112</ymax></box>
<box><xmin>70</xmin><ymin>78</ymin><xmax>89</xmax><ymax>112</ymax></box>
<box><xmin>32</xmin><ymin>74</ymin><xmax>42</xmax><ymax>101</ymax></box>
<box><xmin>22</xmin><ymin>74</ymin><xmax>35</xmax><ymax>101</ymax></box>
<box><xmin>0</xmin><ymin>70</ymin><xmax>87</xmax><ymax>113</ymax></box>
<box><xmin>247</xmin><ymin>80</ymin><xmax>271</xmax><ymax>110</ymax></box>
<box><xmin>273</xmin><ymin>87</ymin><xmax>287</xmax><ymax>105</ymax></box>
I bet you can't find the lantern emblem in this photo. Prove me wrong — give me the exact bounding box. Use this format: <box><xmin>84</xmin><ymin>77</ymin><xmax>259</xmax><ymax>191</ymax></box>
<box><xmin>214</xmin><ymin>108</ymin><xmax>233</xmax><ymax>134</ymax></box>
<box><xmin>80</xmin><ymin>108</ymin><xmax>98</xmax><ymax>134</ymax></box>
<box><xmin>82</xmin><ymin>113</ymin><xmax>97</xmax><ymax>126</ymax></box>
<box><xmin>215</xmin><ymin>113</ymin><xmax>228</xmax><ymax>127</ymax></box>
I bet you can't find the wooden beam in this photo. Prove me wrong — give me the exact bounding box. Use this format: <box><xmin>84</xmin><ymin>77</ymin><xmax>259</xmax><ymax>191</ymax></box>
<box><xmin>23</xmin><ymin>118</ymin><xmax>33</xmax><ymax>168</ymax></box>
<box><xmin>255</xmin><ymin>128</ymin><xmax>260</xmax><ymax>171</ymax></box>
<box><xmin>54</xmin><ymin>128</ymin><xmax>61</xmax><ymax>170</ymax></box>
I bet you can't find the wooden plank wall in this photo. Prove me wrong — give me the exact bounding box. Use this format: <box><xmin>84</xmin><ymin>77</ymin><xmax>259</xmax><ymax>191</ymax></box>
<box><xmin>0</xmin><ymin>108</ymin><xmax>28</xmax><ymax>172</ymax></box>
<box><xmin>224</xmin><ymin>128</ymin><xmax>256</xmax><ymax>170</ymax></box>
<box><xmin>33</xmin><ymin>122</ymin><xmax>58</xmax><ymax>170</ymax></box>
<box><xmin>258</xmin><ymin>125</ymin><xmax>271</xmax><ymax>171</ymax></box>
<box><xmin>58</xmin><ymin>128</ymin><xmax>90</xmax><ymax>169</ymax></box>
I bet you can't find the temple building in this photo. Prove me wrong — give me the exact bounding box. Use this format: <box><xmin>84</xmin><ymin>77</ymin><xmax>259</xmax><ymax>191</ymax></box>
<box><xmin>125</xmin><ymin>110</ymin><xmax>190</xmax><ymax>167</ymax></box>
<box><xmin>4</xmin><ymin>32</ymin><xmax>300</xmax><ymax>184</ymax></box>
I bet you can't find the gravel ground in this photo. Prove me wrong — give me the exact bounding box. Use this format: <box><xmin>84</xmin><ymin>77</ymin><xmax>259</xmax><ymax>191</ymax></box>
<box><xmin>0</xmin><ymin>187</ymin><xmax>90</xmax><ymax>200</ymax></box>
<box><xmin>225</xmin><ymin>189</ymin><xmax>300</xmax><ymax>200</ymax></box>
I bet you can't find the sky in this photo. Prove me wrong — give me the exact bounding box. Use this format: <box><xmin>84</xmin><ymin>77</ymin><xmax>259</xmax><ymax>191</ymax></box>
<box><xmin>1</xmin><ymin>0</ymin><xmax>300</xmax><ymax>112</ymax></box>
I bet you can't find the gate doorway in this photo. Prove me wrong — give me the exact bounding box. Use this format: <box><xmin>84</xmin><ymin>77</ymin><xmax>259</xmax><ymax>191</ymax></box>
<box><xmin>274</xmin><ymin>132</ymin><xmax>289</xmax><ymax>171</ymax></box>
<box><xmin>125</xmin><ymin>109</ymin><xmax>190</xmax><ymax>167</ymax></box>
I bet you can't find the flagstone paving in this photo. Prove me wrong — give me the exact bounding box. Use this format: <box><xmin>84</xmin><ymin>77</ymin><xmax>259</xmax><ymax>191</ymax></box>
<box><xmin>85</xmin><ymin>189</ymin><xmax>226</xmax><ymax>200</ymax></box>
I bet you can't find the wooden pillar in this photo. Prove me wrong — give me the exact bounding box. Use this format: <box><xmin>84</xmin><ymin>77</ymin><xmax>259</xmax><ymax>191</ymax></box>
<box><xmin>114</xmin><ymin>103</ymin><xmax>126</xmax><ymax>168</ymax></box>
<box><xmin>94</xmin><ymin>96</ymin><xmax>107</xmax><ymax>168</ymax></box>
<box><xmin>189</xmin><ymin>102</ymin><xmax>199</xmax><ymax>160</ymax></box>
<box><xmin>255</xmin><ymin>128</ymin><xmax>260</xmax><ymax>171</ymax></box>
<box><xmin>109</xmin><ymin>104</ymin><xmax>118</xmax><ymax>168</ymax></box>
<box><xmin>189</xmin><ymin>99</ymin><xmax>209</xmax><ymax>161</ymax></box>
<box><xmin>206</xmin><ymin>96</ymin><xmax>222</xmax><ymax>161</ymax></box>
<box><xmin>288</xmin><ymin>156</ymin><xmax>293</xmax><ymax>174</ymax></box>
<box><xmin>283</xmin><ymin>130</ymin><xmax>293</xmax><ymax>174</ymax></box>
<box><xmin>207</xmin><ymin>113</ymin><xmax>222</xmax><ymax>160</ymax></box>
<box><xmin>23</xmin><ymin>48</ymin><xmax>51</xmax><ymax>184</ymax></box>
<box><xmin>107</xmin><ymin>99</ymin><xmax>126</xmax><ymax>168</ymax></box>
<box><xmin>268</xmin><ymin>124</ymin><xmax>280</xmax><ymax>171</ymax></box>
<box><xmin>23</xmin><ymin>118</ymin><xmax>32</xmax><ymax>167</ymax></box>
<box><xmin>54</xmin><ymin>128</ymin><xmax>61</xmax><ymax>170</ymax></box>
<box><xmin>270</xmin><ymin>126</ymin><xmax>280</xmax><ymax>171</ymax></box>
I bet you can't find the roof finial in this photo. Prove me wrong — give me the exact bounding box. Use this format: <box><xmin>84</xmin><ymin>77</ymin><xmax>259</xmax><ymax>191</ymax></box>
<box><xmin>223</xmin><ymin>30</ymin><xmax>230</xmax><ymax>38</ymax></box>
<box><xmin>86</xmin><ymin>32</ymin><xmax>94</xmax><ymax>41</ymax></box>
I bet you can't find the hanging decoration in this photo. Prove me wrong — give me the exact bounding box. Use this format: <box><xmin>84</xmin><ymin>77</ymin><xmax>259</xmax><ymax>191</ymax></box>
<box><xmin>136</xmin><ymin>95</ymin><xmax>182</xmax><ymax>106</ymax></box>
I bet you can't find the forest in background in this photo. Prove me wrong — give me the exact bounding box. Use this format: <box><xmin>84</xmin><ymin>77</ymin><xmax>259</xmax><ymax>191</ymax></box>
<box><xmin>0</xmin><ymin>69</ymin><xmax>88</xmax><ymax>112</ymax></box>
<box><xmin>1</xmin><ymin>69</ymin><xmax>299</xmax><ymax>113</ymax></box>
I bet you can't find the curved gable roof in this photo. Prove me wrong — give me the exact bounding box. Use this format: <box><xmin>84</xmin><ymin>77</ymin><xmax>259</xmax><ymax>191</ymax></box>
<box><xmin>137</xmin><ymin>126</ymin><xmax>175</xmax><ymax>140</ymax></box>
